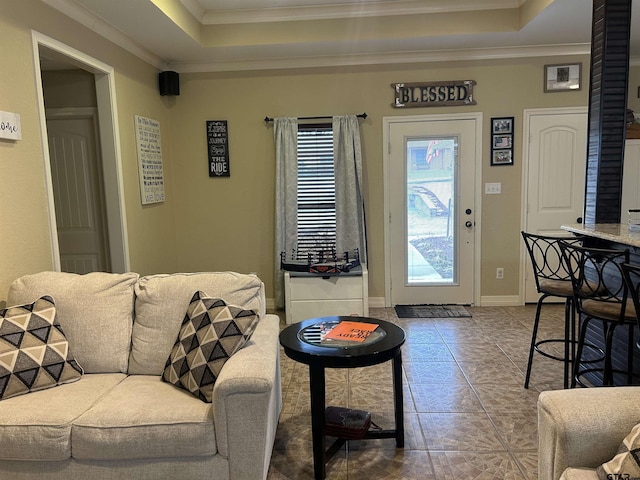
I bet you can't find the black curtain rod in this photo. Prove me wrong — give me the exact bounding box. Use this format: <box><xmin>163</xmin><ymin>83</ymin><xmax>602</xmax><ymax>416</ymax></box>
<box><xmin>264</xmin><ymin>113</ymin><xmax>367</xmax><ymax>123</ymax></box>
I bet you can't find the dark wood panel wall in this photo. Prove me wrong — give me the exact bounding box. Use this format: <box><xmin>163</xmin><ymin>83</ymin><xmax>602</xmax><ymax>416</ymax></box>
<box><xmin>584</xmin><ymin>0</ymin><xmax>632</xmax><ymax>224</ymax></box>
<box><xmin>581</xmin><ymin>1</ymin><xmax>636</xmax><ymax>386</ymax></box>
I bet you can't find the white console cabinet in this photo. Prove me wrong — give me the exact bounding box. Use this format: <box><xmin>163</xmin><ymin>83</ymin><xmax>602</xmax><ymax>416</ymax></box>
<box><xmin>284</xmin><ymin>265</ymin><xmax>368</xmax><ymax>324</ymax></box>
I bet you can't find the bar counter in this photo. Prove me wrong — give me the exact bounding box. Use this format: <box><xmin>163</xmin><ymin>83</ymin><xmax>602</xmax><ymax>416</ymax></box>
<box><xmin>561</xmin><ymin>223</ymin><xmax>640</xmax><ymax>249</ymax></box>
<box><xmin>561</xmin><ymin>223</ymin><xmax>640</xmax><ymax>386</ymax></box>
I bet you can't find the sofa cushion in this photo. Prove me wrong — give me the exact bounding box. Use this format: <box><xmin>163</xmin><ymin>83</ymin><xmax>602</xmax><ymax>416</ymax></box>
<box><xmin>72</xmin><ymin>375</ymin><xmax>216</xmax><ymax>460</ymax></box>
<box><xmin>0</xmin><ymin>373</ymin><xmax>126</xmax><ymax>461</ymax></box>
<box><xmin>130</xmin><ymin>272</ymin><xmax>265</xmax><ymax>375</ymax></box>
<box><xmin>7</xmin><ymin>272</ymin><xmax>139</xmax><ymax>373</ymax></box>
<box><xmin>162</xmin><ymin>292</ymin><xmax>260</xmax><ymax>402</ymax></box>
<box><xmin>597</xmin><ymin>422</ymin><xmax>640</xmax><ymax>480</ymax></box>
<box><xmin>0</xmin><ymin>296</ymin><xmax>83</xmax><ymax>400</ymax></box>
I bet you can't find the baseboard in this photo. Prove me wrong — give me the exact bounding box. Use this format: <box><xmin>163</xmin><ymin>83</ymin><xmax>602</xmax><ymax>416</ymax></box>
<box><xmin>269</xmin><ymin>296</ymin><xmax>523</xmax><ymax>309</ymax></box>
<box><xmin>479</xmin><ymin>295</ymin><xmax>522</xmax><ymax>306</ymax></box>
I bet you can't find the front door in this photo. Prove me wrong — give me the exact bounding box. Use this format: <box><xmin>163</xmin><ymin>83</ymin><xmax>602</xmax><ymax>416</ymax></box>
<box><xmin>523</xmin><ymin>108</ymin><xmax>587</xmax><ymax>302</ymax></box>
<box><xmin>385</xmin><ymin>115</ymin><xmax>480</xmax><ymax>306</ymax></box>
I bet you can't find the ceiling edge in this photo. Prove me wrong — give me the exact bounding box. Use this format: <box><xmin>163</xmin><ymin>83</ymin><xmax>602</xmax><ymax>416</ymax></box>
<box><xmin>42</xmin><ymin>0</ymin><xmax>169</xmax><ymax>70</ymax></box>
<box><xmin>40</xmin><ymin>0</ymin><xmax>637</xmax><ymax>75</ymax></box>
<box><xmin>179</xmin><ymin>0</ymin><xmax>206</xmax><ymax>22</ymax></box>
<box><xmin>199</xmin><ymin>0</ymin><xmax>523</xmax><ymax>25</ymax></box>
<box><xmin>170</xmin><ymin>43</ymin><xmax>592</xmax><ymax>74</ymax></box>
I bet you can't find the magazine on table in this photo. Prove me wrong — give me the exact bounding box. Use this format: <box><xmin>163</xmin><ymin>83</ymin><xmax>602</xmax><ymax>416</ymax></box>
<box><xmin>322</xmin><ymin>321</ymin><xmax>378</xmax><ymax>342</ymax></box>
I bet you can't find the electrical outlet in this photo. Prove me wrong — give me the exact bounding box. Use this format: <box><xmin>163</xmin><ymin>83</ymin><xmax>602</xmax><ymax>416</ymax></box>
<box><xmin>496</xmin><ymin>267</ymin><xmax>504</xmax><ymax>279</ymax></box>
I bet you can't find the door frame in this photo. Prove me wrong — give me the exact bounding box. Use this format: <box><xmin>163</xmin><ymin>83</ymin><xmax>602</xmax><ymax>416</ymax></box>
<box><xmin>519</xmin><ymin>106</ymin><xmax>588</xmax><ymax>304</ymax></box>
<box><xmin>31</xmin><ymin>31</ymin><xmax>130</xmax><ymax>272</ymax></box>
<box><xmin>382</xmin><ymin>113</ymin><xmax>483</xmax><ymax>307</ymax></box>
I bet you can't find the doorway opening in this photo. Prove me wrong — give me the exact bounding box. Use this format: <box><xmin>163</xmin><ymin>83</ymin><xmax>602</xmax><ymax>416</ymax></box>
<box><xmin>32</xmin><ymin>31</ymin><xmax>129</xmax><ymax>273</ymax></box>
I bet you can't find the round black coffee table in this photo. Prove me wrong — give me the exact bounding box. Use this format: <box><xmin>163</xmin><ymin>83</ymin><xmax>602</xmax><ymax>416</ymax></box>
<box><xmin>279</xmin><ymin>316</ymin><xmax>405</xmax><ymax>480</ymax></box>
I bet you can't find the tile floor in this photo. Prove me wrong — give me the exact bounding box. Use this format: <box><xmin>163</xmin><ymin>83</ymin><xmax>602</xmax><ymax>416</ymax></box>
<box><xmin>267</xmin><ymin>304</ymin><xmax>570</xmax><ymax>480</ymax></box>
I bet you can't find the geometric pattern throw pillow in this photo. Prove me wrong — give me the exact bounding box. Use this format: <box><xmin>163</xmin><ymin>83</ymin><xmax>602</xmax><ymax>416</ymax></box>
<box><xmin>597</xmin><ymin>422</ymin><xmax>640</xmax><ymax>480</ymax></box>
<box><xmin>162</xmin><ymin>291</ymin><xmax>260</xmax><ymax>403</ymax></box>
<box><xmin>0</xmin><ymin>296</ymin><xmax>83</xmax><ymax>401</ymax></box>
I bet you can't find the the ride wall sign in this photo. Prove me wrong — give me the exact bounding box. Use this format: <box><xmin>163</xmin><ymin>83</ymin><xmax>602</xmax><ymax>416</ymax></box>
<box><xmin>392</xmin><ymin>80</ymin><xmax>476</xmax><ymax>108</ymax></box>
<box><xmin>206</xmin><ymin>120</ymin><xmax>230</xmax><ymax>177</ymax></box>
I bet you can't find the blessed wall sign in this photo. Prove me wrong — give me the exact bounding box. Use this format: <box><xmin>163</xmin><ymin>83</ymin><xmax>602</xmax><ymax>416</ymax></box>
<box><xmin>392</xmin><ymin>80</ymin><xmax>476</xmax><ymax>108</ymax></box>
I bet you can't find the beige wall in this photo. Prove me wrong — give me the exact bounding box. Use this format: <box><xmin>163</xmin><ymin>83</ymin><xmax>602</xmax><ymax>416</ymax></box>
<box><xmin>42</xmin><ymin>70</ymin><xmax>97</xmax><ymax>108</ymax></box>
<box><xmin>0</xmin><ymin>0</ymin><xmax>177</xmax><ymax>300</ymax></box>
<box><xmin>169</xmin><ymin>59</ymin><xmax>590</xmax><ymax>301</ymax></box>
<box><xmin>4</xmin><ymin>0</ymin><xmax>637</xmax><ymax>306</ymax></box>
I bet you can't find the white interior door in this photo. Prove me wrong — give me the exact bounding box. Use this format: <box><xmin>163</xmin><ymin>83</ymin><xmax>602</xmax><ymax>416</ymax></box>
<box><xmin>385</xmin><ymin>115</ymin><xmax>479</xmax><ymax>306</ymax></box>
<box><xmin>46</xmin><ymin>110</ymin><xmax>110</xmax><ymax>273</ymax></box>
<box><xmin>523</xmin><ymin>108</ymin><xmax>587</xmax><ymax>302</ymax></box>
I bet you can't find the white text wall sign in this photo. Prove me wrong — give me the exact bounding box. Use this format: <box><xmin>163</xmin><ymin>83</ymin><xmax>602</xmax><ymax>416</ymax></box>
<box><xmin>392</xmin><ymin>80</ymin><xmax>476</xmax><ymax>108</ymax></box>
<box><xmin>0</xmin><ymin>110</ymin><xmax>21</xmax><ymax>140</ymax></box>
<box><xmin>206</xmin><ymin>120</ymin><xmax>230</xmax><ymax>177</ymax></box>
<box><xmin>134</xmin><ymin>115</ymin><xmax>165</xmax><ymax>205</ymax></box>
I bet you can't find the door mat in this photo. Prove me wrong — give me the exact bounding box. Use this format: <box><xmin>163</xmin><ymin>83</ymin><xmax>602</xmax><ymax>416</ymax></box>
<box><xmin>394</xmin><ymin>304</ymin><xmax>471</xmax><ymax>318</ymax></box>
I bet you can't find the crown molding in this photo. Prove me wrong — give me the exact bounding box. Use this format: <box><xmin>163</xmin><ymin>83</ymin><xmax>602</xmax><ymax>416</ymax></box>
<box><xmin>42</xmin><ymin>0</ymin><xmax>169</xmax><ymax>70</ymax></box>
<box><xmin>199</xmin><ymin>0</ymin><xmax>523</xmax><ymax>25</ymax></box>
<box><xmin>179</xmin><ymin>0</ymin><xmax>206</xmax><ymax>22</ymax></box>
<box><xmin>41</xmin><ymin>0</ymin><xmax>617</xmax><ymax>75</ymax></box>
<box><xmin>171</xmin><ymin>43</ymin><xmax>591</xmax><ymax>73</ymax></box>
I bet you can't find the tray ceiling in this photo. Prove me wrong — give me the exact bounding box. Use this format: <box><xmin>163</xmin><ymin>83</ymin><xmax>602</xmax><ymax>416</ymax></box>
<box><xmin>40</xmin><ymin>0</ymin><xmax>640</xmax><ymax>72</ymax></box>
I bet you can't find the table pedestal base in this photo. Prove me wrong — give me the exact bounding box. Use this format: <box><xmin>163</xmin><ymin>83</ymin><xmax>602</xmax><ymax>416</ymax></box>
<box><xmin>310</xmin><ymin>352</ymin><xmax>404</xmax><ymax>480</ymax></box>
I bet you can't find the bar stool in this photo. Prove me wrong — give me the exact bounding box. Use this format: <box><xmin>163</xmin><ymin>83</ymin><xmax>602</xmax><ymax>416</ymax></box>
<box><xmin>560</xmin><ymin>242</ymin><xmax>635</xmax><ymax>387</ymax></box>
<box><xmin>521</xmin><ymin>232</ymin><xmax>582</xmax><ymax>389</ymax></box>
<box><xmin>622</xmin><ymin>262</ymin><xmax>640</xmax><ymax>364</ymax></box>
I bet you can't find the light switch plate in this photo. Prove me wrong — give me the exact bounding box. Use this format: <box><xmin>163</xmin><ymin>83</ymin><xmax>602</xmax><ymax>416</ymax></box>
<box><xmin>485</xmin><ymin>182</ymin><xmax>501</xmax><ymax>194</ymax></box>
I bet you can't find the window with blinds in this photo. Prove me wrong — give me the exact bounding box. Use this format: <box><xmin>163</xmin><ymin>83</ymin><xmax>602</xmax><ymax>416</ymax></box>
<box><xmin>296</xmin><ymin>124</ymin><xmax>336</xmax><ymax>256</ymax></box>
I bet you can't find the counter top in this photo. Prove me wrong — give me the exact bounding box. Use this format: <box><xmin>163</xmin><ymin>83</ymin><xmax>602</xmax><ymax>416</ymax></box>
<box><xmin>561</xmin><ymin>223</ymin><xmax>640</xmax><ymax>248</ymax></box>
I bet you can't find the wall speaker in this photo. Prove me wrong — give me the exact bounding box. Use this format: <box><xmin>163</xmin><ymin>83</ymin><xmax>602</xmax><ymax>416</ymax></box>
<box><xmin>159</xmin><ymin>71</ymin><xmax>180</xmax><ymax>96</ymax></box>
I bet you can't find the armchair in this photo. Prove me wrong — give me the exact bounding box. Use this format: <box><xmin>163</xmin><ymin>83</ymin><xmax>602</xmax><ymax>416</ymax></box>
<box><xmin>538</xmin><ymin>387</ymin><xmax>640</xmax><ymax>480</ymax></box>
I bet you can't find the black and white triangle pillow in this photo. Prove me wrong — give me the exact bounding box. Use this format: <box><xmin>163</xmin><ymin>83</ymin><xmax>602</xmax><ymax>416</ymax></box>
<box><xmin>162</xmin><ymin>291</ymin><xmax>260</xmax><ymax>402</ymax></box>
<box><xmin>0</xmin><ymin>296</ymin><xmax>83</xmax><ymax>400</ymax></box>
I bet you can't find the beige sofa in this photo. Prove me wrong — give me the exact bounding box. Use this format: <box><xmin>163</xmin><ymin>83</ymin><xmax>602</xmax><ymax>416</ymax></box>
<box><xmin>0</xmin><ymin>271</ymin><xmax>282</xmax><ymax>480</ymax></box>
<box><xmin>538</xmin><ymin>386</ymin><xmax>640</xmax><ymax>480</ymax></box>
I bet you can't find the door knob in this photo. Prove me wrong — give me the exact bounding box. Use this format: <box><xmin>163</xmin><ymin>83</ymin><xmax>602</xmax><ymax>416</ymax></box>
<box><xmin>465</xmin><ymin>221</ymin><xmax>473</xmax><ymax>228</ymax></box>
<box><xmin>576</xmin><ymin>217</ymin><xmax>583</xmax><ymax>224</ymax></box>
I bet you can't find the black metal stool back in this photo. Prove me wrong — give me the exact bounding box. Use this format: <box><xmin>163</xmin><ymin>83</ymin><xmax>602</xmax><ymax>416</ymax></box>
<box><xmin>520</xmin><ymin>232</ymin><xmax>581</xmax><ymax>389</ymax></box>
<box><xmin>559</xmin><ymin>242</ymin><xmax>633</xmax><ymax>386</ymax></box>
<box><xmin>622</xmin><ymin>262</ymin><xmax>640</xmax><ymax>355</ymax></box>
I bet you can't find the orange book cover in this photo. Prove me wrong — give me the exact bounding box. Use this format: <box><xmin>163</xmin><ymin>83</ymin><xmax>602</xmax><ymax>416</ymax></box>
<box><xmin>323</xmin><ymin>321</ymin><xmax>378</xmax><ymax>342</ymax></box>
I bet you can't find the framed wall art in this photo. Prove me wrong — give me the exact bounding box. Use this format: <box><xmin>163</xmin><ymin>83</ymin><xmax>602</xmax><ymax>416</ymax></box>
<box><xmin>490</xmin><ymin>116</ymin><xmax>514</xmax><ymax>166</ymax></box>
<box><xmin>544</xmin><ymin>63</ymin><xmax>582</xmax><ymax>92</ymax></box>
<box><xmin>134</xmin><ymin>115</ymin><xmax>165</xmax><ymax>204</ymax></box>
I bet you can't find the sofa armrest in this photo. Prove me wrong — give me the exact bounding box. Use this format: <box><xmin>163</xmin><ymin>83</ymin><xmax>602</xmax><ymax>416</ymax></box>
<box><xmin>212</xmin><ymin>314</ymin><xmax>282</xmax><ymax>480</ymax></box>
<box><xmin>538</xmin><ymin>387</ymin><xmax>640</xmax><ymax>480</ymax></box>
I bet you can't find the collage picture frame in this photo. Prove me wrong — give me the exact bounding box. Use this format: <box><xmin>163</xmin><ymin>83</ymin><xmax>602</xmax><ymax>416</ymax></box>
<box><xmin>490</xmin><ymin>117</ymin><xmax>514</xmax><ymax>166</ymax></box>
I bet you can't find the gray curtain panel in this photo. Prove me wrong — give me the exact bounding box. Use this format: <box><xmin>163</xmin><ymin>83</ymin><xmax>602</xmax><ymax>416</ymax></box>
<box><xmin>273</xmin><ymin>117</ymin><xmax>298</xmax><ymax>309</ymax></box>
<box><xmin>333</xmin><ymin>115</ymin><xmax>367</xmax><ymax>263</ymax></box>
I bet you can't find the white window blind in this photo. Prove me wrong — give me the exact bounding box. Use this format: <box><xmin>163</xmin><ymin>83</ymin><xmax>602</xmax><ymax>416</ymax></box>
<box><xmin>296</xmin><ymin>125</ymin><xmax>336</xmax><ymax>256</ymax></box>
